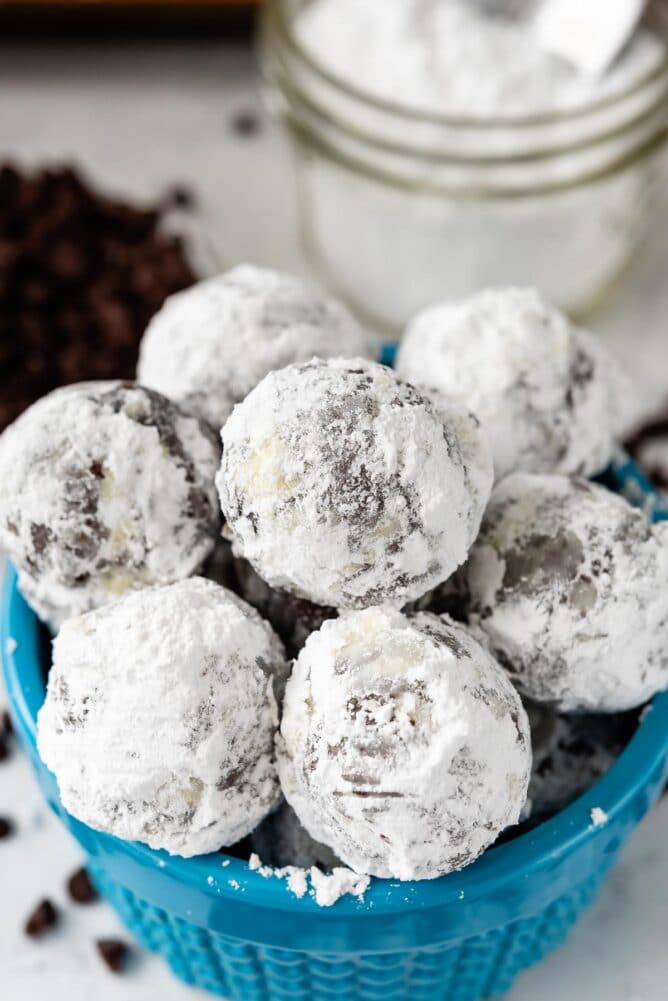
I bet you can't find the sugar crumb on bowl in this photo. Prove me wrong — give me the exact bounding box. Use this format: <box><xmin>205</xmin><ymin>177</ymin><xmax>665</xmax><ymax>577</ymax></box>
<box><xmin>590</xmin><ymin>807</ymin><xmax>609</xmax><ymax>828</ymax></box>
<box><xmin>247</xmin><ymin>853</ymin><xmax>369</xmax><ymax>907</ymax></box>
<box><xmin>309</xmin><ymin>867</ymin><xmax>370</xmax><ymax>908</ymax></box>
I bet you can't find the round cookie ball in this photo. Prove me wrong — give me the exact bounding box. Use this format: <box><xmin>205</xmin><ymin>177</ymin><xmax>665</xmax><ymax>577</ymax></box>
<box><xmin>37</xmin><ymin>577</ymin><xmax>287</xmax><ymax>857</ymax></box>
<box><xmin>137</xmin><ymin>265</ymin><xmax>372</xmax><ymax>429</ymax></box>
<box><xmin>397</xmin><ymin>287</ymin><xmax>627</xmax><ymax>480</ymax></box>
<box><xmin>250</xmin><ymin>801</ymin><xmax>342</xmax><ymax>871</ymax></box>
<box><xmin>0</xmin><ymin>382</ymin><xmax>221</xmax><ymax>628</ymax></box>
<box><xmin>277</xmin><ymin>608</ymin><xmax>531</xmax><ymax>880</ymax></box>
<box><xmin>218</xmin><ymin>358</ymin><xmax>493</xmax><ymax>610</ymax></box>
<box><xmin>467</xmin><ymin>474</ymin><xmax>668</xmax><ymax>712</ymax></box>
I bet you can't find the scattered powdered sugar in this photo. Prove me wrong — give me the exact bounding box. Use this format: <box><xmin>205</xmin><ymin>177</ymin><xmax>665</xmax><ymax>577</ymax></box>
<box><xmin>397</xmin><ymin>288</ymin><xmax>628</xmax><ymax>481</ymax></box>
<box><xmin>248</xmin><ymin>851</ymin><xmax>309</xmax><ymax>899</ymax></box>
<box><xmin>295</xmin><ymin>0</ymin><xmax>665</xmax><ymax>117</ymax></box>
<box><xmin>287</xmin><ymin>868</ymin><xmax>310</xmax><ymax>900</ymax></box>
<box><xmin>467</xmin><ymin>474</ymin><xmax>668</xmax><ymax>712</ymax></box>
<box><xmin>0</xmin><ymin>381</ymin><xmax>221</xmax><ymax>629</ymax></box>
<box><xmin>590</xmin><ymin>807</ymin><xmax>609</xmax><ymax>828</ymax></box>
<box><xmin>277</xmin><ymin>607</ymin><xmax>531</xmax><ymax>881</ymax></box>
<box><xmin>138</xmin><ymin>265</ymin><xmax>372</xmax><ymax>430</ymax></box>
<box><xmin>228</xmin><ymin>879</ymin><xmax>241</xmax><ymax>890</ymax></box>
<box><xmin>248</xmin><ymin>852</ymin><xmax>369</xmax><ymax>907</ymax></box>
<box><xmin>37</xmin><ymin>577</ymin><xmax>287</xmax><ymax>857</ymax></box>
<box><xmin>248</xmin><ymin>852</ymin><xmax>272</xmax><ymax>875</ymax></box>
<box><xmin>309</xmin><ymin>867</ymin><xmax>369</xmax><ymax>908</ymax></box>
<box><xmin>218</xmin><ymin>357</ymin><xmax>492</xmax><ymax>609</ymax></box>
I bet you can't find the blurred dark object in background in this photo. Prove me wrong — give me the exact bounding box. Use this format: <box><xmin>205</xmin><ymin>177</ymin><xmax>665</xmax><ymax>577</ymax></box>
<box><xmin>0</xmin><ymin>2</ymin><xmax>259</xmax><ymax>40</ymax></box>
<box><xmin>0</xmin><ymin>163</ymin><xmax>197</xmax><ymax>430</ymax></box>
<box><xmin>625</xmin><ymin>410</ymin><xmax>668</xmax><ymax>499</ymax></box>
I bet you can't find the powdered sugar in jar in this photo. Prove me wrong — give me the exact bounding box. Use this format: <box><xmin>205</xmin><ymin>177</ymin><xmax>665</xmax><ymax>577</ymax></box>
<box><xmin>261</xmin><ymin>0</ymin><xmax>668</xmax><ymax>334</ymax></box>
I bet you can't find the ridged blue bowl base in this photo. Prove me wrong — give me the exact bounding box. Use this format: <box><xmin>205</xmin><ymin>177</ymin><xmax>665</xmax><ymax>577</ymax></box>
<box><xmin>90</xmin><ymin>859</ymin><xmax>613</xmax><ymax>1001</ymax></box>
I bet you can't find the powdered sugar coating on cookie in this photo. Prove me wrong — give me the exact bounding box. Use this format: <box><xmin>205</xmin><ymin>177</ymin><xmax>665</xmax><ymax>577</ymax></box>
<box><xmin>0</xmin><ymin>382</ymin><xmax>221</xmax><ymax>628</ymax></box>
<box><xmin>217</xmin><ymin>358</ymin><xmax>493</xmax><ymax>609</ymax></box>
<box><xmin>137</xmin><ymin>265</ymin><xmax>372</xmax><ymax>429</ymax></box>
<box><xmin>277</xmin><ymin>608</ymin><xmax>531</xmax><ymax>880</ymax></box>
<box><xmin>37</xmin><ymin>577</ymin><xmax>287</xmax><ymax>857</ymax></box>
<box><xmin>467</xmin><ymin>474</ymin><xmax>668</xmax><ymax>712</ymax></box>
<box><xmin>397</xmin><ymin>287</ymin><xmax>627</xmax><ymax>480</ymax></box>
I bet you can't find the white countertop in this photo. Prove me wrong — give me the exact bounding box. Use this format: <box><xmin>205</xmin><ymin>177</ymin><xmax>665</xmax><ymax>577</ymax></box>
<box><xmin>1</xmin><ymin>38</ymin><xmax>667</xmax><ymax>1001</ymax></box>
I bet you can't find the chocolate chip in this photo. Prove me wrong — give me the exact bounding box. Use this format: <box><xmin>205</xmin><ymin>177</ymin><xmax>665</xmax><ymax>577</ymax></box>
<box><xmin>24</xmin><ymin>899</ymin><xmax>59</xmax><ymax>937</ymax></box>
<box><xmin>0</xmin><ymin>816</ymin><xmax>14</xmax><ymax>839</ymax></box>
<box><xmin>96</xmin><ymin>938</ymin><xmax>129</xmax><ymax>973</ymax></box>
<box><xmin>0</xmin><ymin>709</ymin><xmax>12</xmax><ymax>738</ymax></box>
<box><xmin>67</xmin><ymin>866</ymin><xmax>98</xmax><ymax>904</ymax></box>
<box><xmin>230</xmin><ymin>109</ymin><xmax>261</xmax><ymax>137</ymax></box>
<box><xmin>0</xmin><ymin>736</ymin><xmax>10</xmax><ymax>762</ymax></box>
<box><xmin>161</xmin><ymin>184</ymin><xmax>196</xmax><ymax>211</ymax></box>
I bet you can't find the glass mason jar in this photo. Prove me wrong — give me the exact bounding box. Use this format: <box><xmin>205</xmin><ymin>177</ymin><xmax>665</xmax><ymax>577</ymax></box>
<box><xmin>260</xmin><ymin>0</ymin><xmax>668</xmax><ymax>335</ymax></box>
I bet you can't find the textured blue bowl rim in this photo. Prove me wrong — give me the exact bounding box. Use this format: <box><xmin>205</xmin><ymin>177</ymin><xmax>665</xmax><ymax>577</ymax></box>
<box><xmin>2</xmin><ymin>456</ymin><xmax>668</xmax><ymax>923</ymax></box>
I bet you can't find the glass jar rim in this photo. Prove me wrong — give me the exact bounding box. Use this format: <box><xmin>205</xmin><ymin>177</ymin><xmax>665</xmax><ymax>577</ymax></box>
<box><xmin>269</xmin><ymin>0</ymin><xmax>668</xmax><ymax>132</ymax></box>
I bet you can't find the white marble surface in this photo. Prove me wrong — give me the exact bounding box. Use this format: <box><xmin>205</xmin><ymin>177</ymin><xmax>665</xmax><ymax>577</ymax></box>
<box><xmin>1</xmin><ymin>38</ymin><xmax>668</xmax><ymax>1001</ymax></box>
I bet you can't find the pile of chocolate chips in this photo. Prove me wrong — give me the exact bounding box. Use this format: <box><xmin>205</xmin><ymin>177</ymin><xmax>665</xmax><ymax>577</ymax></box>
<box><xmin>0</xmin><ymin>162</ymin><xmax>197</xmax><ymax>430</ymax></box>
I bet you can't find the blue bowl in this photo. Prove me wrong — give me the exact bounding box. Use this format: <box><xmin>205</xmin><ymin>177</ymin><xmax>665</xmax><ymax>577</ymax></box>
<box><xmin>3</xmin><ymin>453</ymin><xmax>668</xmax><ymax>1001</ymax></box>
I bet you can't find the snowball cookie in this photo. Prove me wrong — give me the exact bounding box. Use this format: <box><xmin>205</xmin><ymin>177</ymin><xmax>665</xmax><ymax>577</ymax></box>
<box><xmin>137</xmin><ymin>265</ymin><xmax>372</xmax><ymax>429</ymax></box>
<box><xmin>525</xmin><ymin>703</ymin><xmax>632</xmax><ymax>824</ymax></box>
<box><xmin>0</xmin><ymin>382</ymin><xmax>221</xmax><ymax>628</ymax></box>
<box><xmin>277</xmin><ymin>608</ymin><xmax>531</xmax><ymax>880</ymax></box>
<box><xmin>467</xmin><ymin>474</ymin><xmax>668</xmax><ymax>712</ymax></box>
<box><xmin>251</xmin><ymin>801</ymin><xmax>342</xmax><ymax>871</ymax></box>
<box><xmin>218</xmin><ymin>358</ymin><xmax>493</xmax><ymax>610</ymax></box>
<box><xmin>37</xmin><ymin>577</ymin><xmax>288</xmax><ymax>857</ymax></box>
<box><xmin>397</xmin><ymin>287</ymin><xmax>627</xmax><ymax>480</ymax></box>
